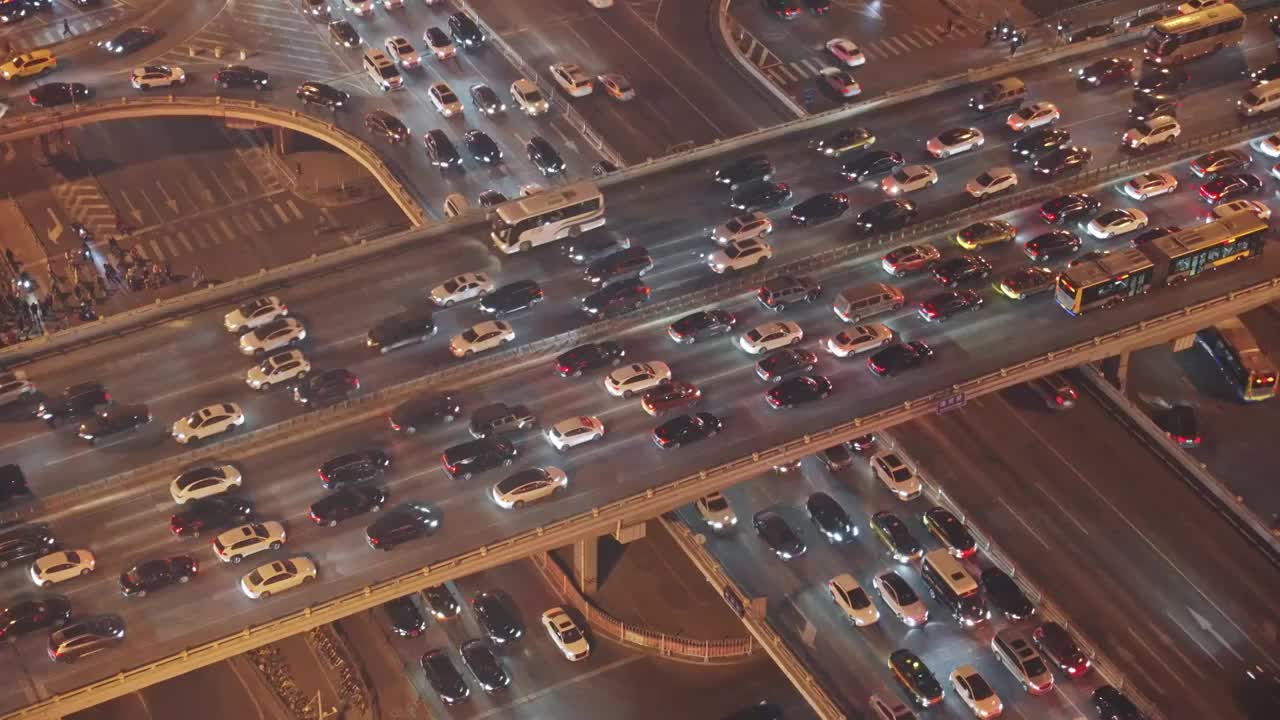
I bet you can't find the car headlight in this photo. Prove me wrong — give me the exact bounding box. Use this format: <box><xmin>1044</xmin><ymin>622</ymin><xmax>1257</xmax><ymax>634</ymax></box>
<box><xmin>708</xmin><ymin>520</ymin><xmax>723</xmax><ymax>528</ymax></box>
<box><xmin>174</xmin><ymin>432</ymin><xmax>186</xmax><ymax>440</ymax></box>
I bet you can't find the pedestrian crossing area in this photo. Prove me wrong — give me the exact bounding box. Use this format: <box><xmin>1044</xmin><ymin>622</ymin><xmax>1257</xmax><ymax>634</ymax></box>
<box><xmin>221</xmin><ymin>126</ymin><xmax>287</xmax><ymax>196</ymax></box>
<box><xmin>127</xmin><ymin>193</ymin><xmax>308</xmax><ymax>263</ymax></box>
<box><xmin>761</xmin><ymin>21</ymin><xmax>982</xmax><ymax>86</ymax></box>
<box><xmin>0</xmin><ymin>0</ymin><xmax>134</xmax><ymax>53</ymax></box>
<box><xmin>50</xmin><ymin>176</ymin><xmax>117</xmax><ymax>237</ymax></box>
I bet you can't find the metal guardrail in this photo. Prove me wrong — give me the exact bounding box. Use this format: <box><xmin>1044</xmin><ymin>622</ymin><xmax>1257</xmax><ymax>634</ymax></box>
<box><xmin>9</xmin><ymin>268</ymin><xmax>1280</xmax><ymax>719</ymax></box>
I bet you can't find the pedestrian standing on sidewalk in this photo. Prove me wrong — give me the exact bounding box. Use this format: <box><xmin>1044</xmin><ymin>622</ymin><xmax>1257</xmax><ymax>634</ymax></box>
<box><xmin>190</xmin><ymin>265</ymin><xmax>204</xmax><ymax>288</ymax></box>
<box><xmin>62</xmin><ymin>19</ymin><xmax>71</xmax><ymax>38</ymax></box>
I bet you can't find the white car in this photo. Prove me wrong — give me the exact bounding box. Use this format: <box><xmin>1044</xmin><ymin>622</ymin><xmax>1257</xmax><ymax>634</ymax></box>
<box><xmin>738</xmin><ymin>321</ymin><xmax>803</xmax><ymax>355</ymax></box>
<box><xmin>604</xmin><ymin>361</ymin><xmax>672</xmax><ymax>398</ymax></box>
<box><xmin>873</xmin><ymin>571</ymin><xmax>928</xmax><ymax>627</ymax></box>
<box><xmin>871</xmin><ymin>450</ymin><xmax>922</xmax><ymax>500</ymax></box>
<box><xmin>966</xmin><ymin>167</ymin><xmax>1019</xmax><ymax>198</ymax></box>
<box><xmin>491</xmin><ymin>466</ymin><xmax>568</xmax><ymax>509</ymax></box>
<box><xmin>449</xmin><ymin>320</ymin><xmax>514</xmax><ymax>357</ymax></box>
<box><xmin>1213</xmin><ymin>199</ymin><xmax>1271</xmax><ymax>221</ymax></box>
<box><xmin>541</xmin><ymin>607</ymin><xmax>591</xmax><ymax>661</ymax></box>
<box><xmin>170</xmin><ymin>464</ymin><xmax>242</xmax><ymax>504</ymax></box>
<box><xmin>246</xmin><ymin>349</ymin><xmax>311</xmax><ymax>389</ymax></box>
<box><xmin>549</xmin><ymin>62</ymin><xmax>593</xmax><ymax>97</ymax></box>
<box><xmin>240</xmin><ymin>557</ymin><xmax>317</xmax><ymax>599</ymax></box>
<box><xmin>224</xmin><ymin>295</ymin><xmax>287</xmax><ymax>332</ymax></box>
<box><xmin>1253</xmin><ymin>132</ymin><xmax>1280</xmax><ymax>157</ymax></box>
<box><xmin>511</xmin><ymin>78</ymin><xmax>549</xmax><ymax>115</ymax></box>
<box><xmin>214</xmin><ymin>521</ymin><xmax>287</xmax><ymax>564</ymax></box>
<box><xmin>546</xmin><ymin>415</ymin><xmax>605</xmax><ymax>451</ymax></box>
<box><xmin>0</xmin><ymin>372</ymin><xmax>36</xmax><ymax>406</ymax></box>
<box><xmin>130</xmin><ymin>65</ymin><xmax>186</xmax><ymax>90</ymax></box>
<box><xmin>428</xmin><ymin>82</ymin><xmax>464</xmax><ymax>116</ymax></box>
<box><xmin>384</xmin><ymin>36</ymin><xmax>420</xmax><ymax>68</ymax></box>
<box><xmin>1123</xmin><ymin>171</ymin><xmax>1179</xmax><ymax>200</ymax></box>
<box><xmin>343</xmin><ymin>0</ymin><xmax>373</xmax><ymax>15</ymax></box>
<box><xmin>881</xmin><ymin>164</ymin><xmax>938</xmax><ymax>195</ymax></box>
<box><xmin>29</xmin><ymin>550</ymin><xmax>95</xmax><ymax>588</ymax></box>
<box><xmin>171</xmin><ymin>403</ymin><xmax>245</xmax><ymax>444</ymax></box>
<box><xmin>382</xmin><ymin>0</ymin><xmax>404</xmax><ymax>8</ymax></box>
<box><xmin>598</xmin><ymin>72</ymin><xmax>635</xmax><ymax>101</ymax></box>
<box><xmin>926</xmin><ymin>127</ymin><xmax>984</xmax><ymax>158</ymax></box>
<box><xmin>238</xmin><ymin>317</ymin><xmax>305</xmax><ymax>355</ymax></box>
<box><xmin>828</xmin><ymin>574</ymin><xmax>879</xmax><ymax>626</ymax></box>
<box><xmin>707</xmin><ymin>237</ymin><xmax>772</xmax><ymax>273</ymax></box>
<box><xmin>825</xmin><ymin>38</ymin><xmax>866</xmax><ymax>67</ymax></box>
<box><xmin>712</xmin><ymin>212</ymin><xmax>773</xmax><ymax>246</ymax></box>
<box><xmin>951</xmin><ymin>665</ymin><xmax>1004</xmax><ymax>719</ymax></box>
<box><xmin>430</xmin><ymin>271</ymin><xmax>494</xmax><ymax>306</ymax></box>
<box><xmin>696</xmin><ymin>491</ymin><xmax>737</xmax><ymax>531</ymax></box>
<box><xmin>1086</xmin><ymin>208</ymin><xmax>1149</xmax><ymax>239</ymax></box>
<box><xmin>818</xmin><ymin>67</ymin><xmax>860</xmax><ymax>97</ymax></box>
<box><xmin>1122</xmin><ymin>116</ymin><xmax>1180</xmax><ymax>150</ymax></box>
<box><xmin>1006</xmin><ymin>101</ymin><xmax>1059</xmax><ymax>132</ymax></box>
<box><xmin>825</xmin><ymin>324</ymin><xmax>893</xmax><ymax>357</ymax></box>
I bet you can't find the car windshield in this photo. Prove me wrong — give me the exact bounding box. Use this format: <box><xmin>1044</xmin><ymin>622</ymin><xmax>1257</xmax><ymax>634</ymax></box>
<box><xmin>461</xmin><ymin>329</ymin><xmax>480</xmax><ymax>342</ymax></box>
<box><xmin>891</xmin><ymin>467</ymin><xmax>914</xmax><ymax>482</ymax></box>
<box><xmin>247</xmin><ymin>570</ymin><xmax>265</xmax><ymax>585</ymax></box>
<box><xmin>558</xmin><ymin>625</ymin><xmax>584</xmax><ymax>643</ymax></box>
<box><xmin>724</xmin><ymin>219</ymin><xmax>744</xmax><ymax>232</ymax></box>
<box><xmin>848</xmin><ymin>588</ymin><xmax>872</xmax><ymax>609</ymax></box>
<box><xmin>1023</xmin><ymin>657</ymin><xmax>1049</xmax><ymax>677</ymax></box>
<box><xmin>724</xmin><ymin>245</ymin><xmax>750</xmax><ymax>259</ymax></box>
<box><xmin>967</xmin><ymin>673</ymin><xmax>994</xmax><ymax>698</ymax></box>
<box><xmin>976</xmin><ymin>172</ymin><xmax>994</xmax><ymax>185</ymax></box>
<box><xmin>1098</xmin><ymin>210</ymin><xmax>1128</xmax><ymax>224</ymax></box>
<box><xmin>704</xmin><ymin>496</ymin><xmax>729</xmax><ymax>511</ymax></box>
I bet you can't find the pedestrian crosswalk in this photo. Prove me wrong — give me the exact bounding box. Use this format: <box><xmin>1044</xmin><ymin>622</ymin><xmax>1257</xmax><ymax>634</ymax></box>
<box><xmin>0</xmin><ymin>0</ymin><xmax>134</xmax><ymax>53</ymax></box>
<box><xmin>49</xmin><ymin>176</ymin><xmax>117</xmax><ymax>236</ymax></box>
<box><xmin>128</xmin><ymin>192</ymin><xmax>308</xmax><ymax>263</ymax></box>
<box><xmin>221</xmin><ymin>126</ymin><xmax>287</xmax><ymax>196</ymax></box>
<box><xmin>761</xmin><ymin>22</ymin><xmax>982</xmax><ymax>86</ymax></box>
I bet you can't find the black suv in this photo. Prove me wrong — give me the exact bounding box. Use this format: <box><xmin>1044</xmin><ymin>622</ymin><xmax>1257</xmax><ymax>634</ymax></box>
<box><xmin>462</xmin><ymin>639</ymin><xmax>510</xmax><ymax>691</ymax></box>
<box><xmin>757</xmin><ymin>275</ymin><xmax>821</xmax><ymax>311</ymax></box>
<box><xmin>1012</xmin><ymin>128</ymin><xmax>1070</xmax><ymax>160</ymax></box>
<box><xmin>442</xmin><ymin>437</ymin><xmax>516</xmax><ymax>479</ymax></box>
<box><xmin>469</xmin><ymin>84</ymin><xmax>504</xmax><ymax>115</ymax></box>
<box><xmin>421</xmin><ymin>650</ymin><xmax>470</xmax><ymax>705</ymax></box>
<box><xmin>585</xmin><ymin>247</ymin><xmax>652</xmax><ymax>286</ymax></box>
<box><xmin>561</xmin><ymin>230</ymin><xmax>630</xmax><ymax>265</ymax></box>
<box><xmin>753</xmin><ymin>510</ymin><xmax>806</xmax><ymax>560</ymax></box>
<box><xmin>473</xmin><ymin>591</ymin><xmax>523</xmax><ymax>643</ymax></box>
<box><xmin>169</xmin><ymin>496</ymin><xmax>254</xmax><ymax>538</ymax></box>
<box><xmin>840</xmin><ymin>150</ymin><xmax>904</xmax><ymax>182</ymax></box>
<box><xmin>856</xmin><ymin>200</ymin><xmax>918</xmax><ymax>234</ymax></box>
<box><xmin>78</xmin><ymin>404</ymin><xmax>150</xmax><ymax>444</ymax></box>
<box><xmin>1130</xmin><ymin>92</ymin><xmax>1177</xmax><ymax>123</ymax></box>
<box><xmin>464</xmin><ymin>130</ymin><xmax>502</xmax><ymax>164</ymax></box>
<box><xmin>729</xmin><ymin>181</ymin><xmax>792</xmax><ymax>212</ymax></box>
<box><xmin>329</xmin><ymin>19</ymin><xmax>360</xmax><ymax>47</ymax></box>
<box><xmin>296</xmin><ymin>81</ymin><xmax>348</xmax><ymax>110</ymax></box>
<box><xmin>425</xmin><ymin>129</ymin><xmax>463</xmax><ymax>169</ymax></box>
<box><xmin>384</xmin><ymin>596</ymin><xmax>426</xmax><ymax>637</ymax></box>
<box><xmin>367</xmin><ymin>309</ymin><xmax>435</xmax><ymax>353</ymax></box>
<box><xmin>469</xmin><ymin>403</ymin><xmax>537</xmax><ymax>438</ymax></box>
<box><xmin>118</xmin><ymin>556</ymin><xmax>197</xmax><ymax>597</ymax></box>
<box><xmin>388</xmin><ymin>393</ymin><xmax>462</xmax><ymax>433</ymax></box>
<box><xmin>366</xmin><ymin>502</ymin><xmax>440</xmax><ymax>550</ymax></box>
<box><xmin>0</xmin><ymin>464</ymin><xmax>30</xmax><ymax>506</ymax></box>
<box><xmin>213</xmin><ymin>65</ymin><xmax>269</xmax><ymax>90</ymax></box>
<box><xmin>581</xmin><ymin>278</ymin><xmax>650</xmax><ymax>318</ymax></box>
<box><xmin>0</xmin><ymin>595</ymin><xmax>71</xmax><ymax>640</ymax></box>
<box><xmin>555</xmin><ymin>341</ymin><xmax>626</xmax><ymax>377</ymax></box>
<box><xmin>478</xmin><ymin>280</ymin><xmax>544</xmax><ymax>316</ymax></box>
<box><xmin>0</xmin><ymin>524</ymin><xmax>57</xmax><ymax>569</ymax></box>
<box><xmin>806</xmin><ymin>492</ymin><xmax>855</xmax><ymax>543</ymax></box>
<box><xmin>310</xmin><ymin>485</ymin><xmax>388</xmax><ymax>526</ymax></box>
<box><xmin>449</xmin><ymin>12</ymin><xmax>486</xmax><ymax>48</ymax></box>
<box><xmin>1033</xmin><ymin>146</ymin><xmax>1092</xmax><ymax>177</ymax></box>
<box><xmin>980</xmin><ymin>567</ymin><xmax>1036</xmax><ymax>620</ymax></box>
<box><xmin>36</xmin><ymin>382</ymin><xmax>109</xmax><ymax>427</ymax></box>
<box><xmin>527</xmin><ymin>136</ymin><xmax>565</xmax><ymax>176</ymax></box>
<box><xmin>715</xmin><ymin>155</ymin><xmax>774</xmax><ymax>189</ymax></box>
<box><xmin>293</xmin><ymin>369</ymin><xmax>359</xmax><ymax>406</ymax></box>
<box><xmin>319</xmin><ymin>450</ymin><xmax>391</xmax><ymax>490</ymax></box>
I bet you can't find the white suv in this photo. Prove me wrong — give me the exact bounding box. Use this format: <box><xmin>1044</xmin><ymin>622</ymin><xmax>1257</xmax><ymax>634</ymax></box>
<box><xmin>871</xmin><ymin>451</ymin><xmax>923</xmax><ymax>500</ymax></box>
<box><xmin>604</xmin><ymin>362</ymin><xmax>672</xmax><ymax>398</ymax></box>
<box><xmin>711</xmin><ymin>212</ymin><xmax>772</xmax><ymax>246</ymax></box>
<box><xmin>511</xmin><ymin>78</ymin><xmax>549</xmax><ymax>115</ymax></box>
<box><xmin>991</xmin><ymin>630</ymin><xmax>1055</xmax><ymax>695</ymax></box>
<box><xmin>246</xmin><ymin>349</ymin><xmax>310</xmax><ymax>390</ymax></box>
<box><xmin>828</xmin><ymin>574</ymin><xmax>879</xmax><ymax>626</ymax></box>
<box><xmin>1122</xmin><ymin>116</ymin><xmax>1180</xmax><ymax>150</ymax></box>
<box><xmin>549</xmin><ymin>62</ymin><xmax>592</xmax><ymax>97</ymax></box>
<box><xmin>213</xmin><ymin>521</ymin><xmax>287</xmax><ymax>564</ymax></box>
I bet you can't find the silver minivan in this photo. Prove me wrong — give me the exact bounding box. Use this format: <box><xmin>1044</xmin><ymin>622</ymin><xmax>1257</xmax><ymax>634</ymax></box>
<box><xmin>833</xmin><ymin>283</ymin><xmax>905</xmax><ymax>323</ymax></box>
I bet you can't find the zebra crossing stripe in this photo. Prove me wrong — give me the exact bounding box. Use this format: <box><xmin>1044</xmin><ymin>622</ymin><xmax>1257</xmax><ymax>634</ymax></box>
<box><xmin>285</xmin><ymin>200</ymin><xmax>303</xmax><ymax>220</ymax></box>
<box><xmin>889</xmin><ymin>37</ymin><xmax>913</xmax><ymax>53</ymax></box>
<box><xmin>799</xmin><ymin>58</ymin><xmax>824</xmax><ymax>74</ymax></box>
<box><xmin>148</xmin><ymin>240</ymin><xmax>164</xmax><ymax>260</ymax></box>
<box><xmin>177</xmin><ymin>232</ymin><xmax>194</xmax><ymax>253</ymax></box>
<box><xmin>217</xmin><ymin>218</ymin><xmax>235</xmax><ymax>242</ymax></box>
<box><xmin>272</xmin><ymin>203</ymin><xmax>289</xmax><ymax>224</ymax></box>
<box><xmin>877</xmin><ymin>40</ymin><xmax>901</xmax><ymax>56</ymax></box>
<box><xmin>902</xmin><ymin>34</ymin><xmax>923</xmax><ymax>49</ymax></box>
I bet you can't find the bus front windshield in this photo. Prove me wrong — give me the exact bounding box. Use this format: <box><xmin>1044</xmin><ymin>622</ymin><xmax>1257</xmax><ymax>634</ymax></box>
<box><xmin>1145</xmin><ymin>33</ymin><xmax>1177</xmax><ymax>55</ymax></box>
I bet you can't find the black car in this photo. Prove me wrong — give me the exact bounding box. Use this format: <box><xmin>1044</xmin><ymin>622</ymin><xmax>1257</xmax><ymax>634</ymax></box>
<box><xmin>318</xmin><ymin>450</ymin><xmax>390</xmax><ymax>490</ymax></box>
<box><xmin>469</xmin><ymin>402</ymin><xmax>536</xmax><ymax>438</ymax></box>
<box><xmin>470</xmin><ymin>84</ymin><xmax>504</xmax><ymax>115</ymax></box>
<box><xmin>1130</xmin><ymin>226</ymin><xmax>1177</xmax><ymax>247</ymax></box>
<box><xmin>816</xmin><ymin>127</ymin><xmax>875</xmax><ymax>156</ymax></box>
<box><xmin>1135</xmin><ymin>66</ymin><xmax>1188</xmax><ymax>96</ymax></box>
<box><xmin>170</xmin><ymin>496</ymin><xmax>254</xmax><ymax>538</ymax></box>
<box><xmin>310</xmin><ymin>485</ymin><xmax>387</xmax><ymax>526</ymax></box>
<box><xmin>668</xmin><ymin>310</ymin><xmax>736</xmax><ymax>343</ymax></box>
<box><xmin>729</xmin><ymin>181</ymin><xmax>792</xmax><ymax>212</ymax></box>
<box><xmin>47</xmin><ymin>614</ymin><xmax>126</xmax><ymax>663</ymax></box>
<box><xmin>0</xmin><ymin>595</ymin><xmax>71</xmax><ymax>640</ymax></box>
<box><xmin>1034</xmin><ymin>146</ymin><xmax>1092</xmax><ymax>177</ymax></box>
<box><xmin>0</xmin><ymin>0</ymin><xmax>34</xmax><ymax>24</ymax></box>
<box><xmin>765</xmin><ymin>375</ymin><xmax>833</xmax><ymax>408</ymax></box>
<box><xmin>527</xmin><ymin>136</ymin><xmax>565</xmax><ymax>176</ymax></box>
<box><xmin>367</xmin><ymin>309</ymin><xmax>435</xmax><ymax>353</ymax></box>
<box><xmin>841</xmin><ymin>150</ymin><xmax>904</xmax><ymax>181</ymax></box>
<box><xmin>1039</xmin><ymin>193</ymin><xmax>1100</xmax><ymax>224</ymax></box>
<box><xmin>28</xmin><ymin>82</ymin><xmax>90</xmax><ymax>108</ymax></box>
<box><xmin>806</xmin><ymin>492</ymin><xmax>855</xmax><ymax>543</ymax></box>
<box><xmin>422</xmin><ymin>129</ymin><xmax>462</xmax><ymax>169</ymax></box>
<box><xmin>329</xmin><ymin>19</ymin><xmax>360</xmax><ymax>47</ymax></box>
<box><xmin>388</xmin><ymin>392</ymin><xmax>461</xmax><ymax>433</ymax></box>
<box><xmin>442</xmin><ymin>437</ymin><xmax>516</xmax><ymax>480</ymax></box>
<box><xmin>296</xmin><ymin>81</ymin><xmax>348</xmax><ymax>109</ymax></box>
<box><xmin>365</xmin><ymin>502</ymin><xmax>440</xmax><ymax>550</ymax></box>
<box><xmin>1130</xmin><ymin>92</ymin><xmax>1178</xmax><ymax>123</ymax></box>
<box><xmin>867</xmin><ymin>341</ymin><xmax>932</xmax><ymax>377</ymax></box>
<box><xmin>870</xmin><ymin>511</ymin><xmax>923</xmax><ymax>561</ymax></box>
<box><xmin>1077</xmin><ymin>57</ymin><xmax>1134</xmax><ymax>87</ymax></box>
<box><xmin>922</xmin><ymin>507</ymin><xmax>976</xmax><ymax>558</ymax></box>
<box><xmin>715</xmin><ymin>155</ymin><xmax>774</xmax><ymax>189</ymax></box>
<box><xmin>35</xmin><ymin>382</ymin><xmax>109</xmax><ymax>427</ymax></box>
<box><xmin>364</xmin><ymin>111</ymin><xmax>409</xmax><ymax>143</ymax></box>
<box><xmin>581</xmin><ymin>278</ymin><xmax>649</xmax><ymax>318</ymax></box>
<box><xmin>473</xmin><ymin>591</ymin><xmax>523</xmax><ymax>643</ymax></box>
<box><xmin>1033</xmin><ymin>621</ymin><xmax>1091</xmax><ymax>677</ymax></box>
<box><xmin>420</xmin><ymin>650</ymin><xmax>470</xmax><ymax>705</ymax></box>
<box><xmin>479</xmin><ymin>280</ymin><xmax>543</xmax><ymax>316</ymax></box>
<box><xmin>0</xmin><ymin>464</ymin><xmax>29</xmax><ymax>506</ymax></box>
<box><xmin>755</xmin><ymin>348</ymin><xmax>819</xmax><ymax>383</ymax></box>
<box><xmin>449</xmin><ymin>11</ymin><xmax>486</xmax><ymax>48</ymax></box>
<box><xmin>932</xmin><ymin>255</ymin><xmax>991</xmax><ymax>287</ymax></box>
<box><xmin>303</xmin><ymin>0</ymin><xmax>327</xmax><ymax>16</ymax></box>
<box><xmin>461</xmin><ymin>639</ymin><xmax>510</xmax><ymax>691</ymax></box>
<box><xmin>1068</xmin><ymin>23</ymin><xmax>1114</xmax><ymax>43</ymax></box>
<box><xmin>855</xmin><ymin>199</ymin><xmax>917</xmax><ymax>234</ymax></box>
<box><xmin>585</xmin><ymin>247</ymin><xmax>653</xmax><ymax>286</ymax></box>
<box><xmin>889</xmin><ymin>649</ymin><xmax>944</xmax><ymax>707</ymax></box>
<box><xmin>1249</xmin><ymin>61</ymin><xmax>1280</xmax><ymax>86</ymax></box>
<box><xmin>752</xmin><ymin>510</ymin><xmax>806</xmax><ymax>559</ymax></box>
<box><xmin>1190</xmin><ymin>149</ymin><xmax>1251</xmax><ymax>178</ymax></box>
<box><xmin>1093</xmin><ymin>685</ymin><xmax>1144</xmax><ymax>720</ymax></box>
<box><xmin>918</xmin><ymin>289</ymin><xmax>983</xmax><ymax>322</ymax></box>
<box><xmin>561</xmin><ymin>230</ymin><xmax>631</xmax><ymax>265</ymax></box>
<box><xmin>464</xmin><ymin>130</ymin><xmax>502</xmax><ymax>164</ymax></box>
<box><xmin>214</xmin><ymin>65</ymin><xmax>269</xmax><ymax>90</ymax></box>
<box><xmin>980</xmin><ymin>568</ymin><xmax>1035</xmax><ymax>620</ymax></box>
<box><xmin>763</xmin><ymin>0</ymin><xmax>801</xmax><ymax>19</ymax></box>
<box><xmin>1012</xmin><ymin>127</ymin><xmax>1071</xmax><ymax>160</ymax></box>
<box><xmin>77</xmin><ymin>404</ymin><xmax>150</xmax><ymax>444</ymax></box>
<box><xmin>100</xmin><ymin>26</ymin><xmax>158</xmax><ymax>54</ymax></box>
<box><xmin>555</xmin><ymin>342</ymin><xmax>625</xmax><ymax>377</ymax></box>
<box><xmin>478</xmin><ymin>190</ymin><xmax>507</xmax><ymax>207</ymax></box>
<box><xmin>293</xmin><ymin>369</ymin><xmax>359</xmax><ymax>407</ymax></box>
<box><xmin>805</xmin><ymin>0</ymin><xmax>831</xmax><ymax>14</ymax></box>
<box><xmin>1199</xmin><ymin>173</ymin><xmax>1263</xmax><ymax>204</ymax></box>
<box><xmin>383</xmin><ymin>596</ymin><xmax>426</xmax><ymax>638</ymax></box>
<box><xmin>0</xmin><ymin>524</ymin><xmax>56</xmax><ymax>569</ymax></box>
<box><xmin>790</xmin><ymin>192</ymin><xmax>849</xmax><ymax>226</ymax></box>
<box><xmin>1024</xmin><ymin>230</ymin><xmax>1082</xmax><ymax>261</ymax></box>
<box><xmin>118</xmin><ymin>556</ymin><xmax>197</xmax><ymax>597</ymax></box>
<box><xmin>424</xmin><ymin>584</ymin><xmax>460</xmax><ymax>620</ymax></box>
<box><xmin>820</xmin><ymin>442</ymin><xmax>856</xmax><ymax>472</ymax></box>
<box><xmin>652</xmin><ymin>412</ymin><xmax>722</xmax><ymax>449</ymax></box>
<box><xmin>1153</xmin><ymin>404</ymin><xmax>1199</xmax><ymax>447</ymax></box>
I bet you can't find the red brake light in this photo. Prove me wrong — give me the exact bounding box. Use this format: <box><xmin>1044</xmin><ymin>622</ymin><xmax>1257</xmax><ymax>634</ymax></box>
<box><xmin>1041</xmin><ymin>210</ymin><xmax>1057</xmax><ymax>222</ymax></box>
<box><xmin>923</xmin><ymin>305</ymin><xmax>937</xmax><ymax>318</ymax></box>
<box><xmin>442</xmin><ymin>453</ymin><xmax>456</xmax><ymax>473</ymax></box>
<box><xmin>103</xmin><ymin>392</ymin><xmax>110</xmax><ymax>401</ymax></box>
<box><xmin>388</xmin><ymin>416</ymin><xmax>401</xmax><ymax>431</ymax></box>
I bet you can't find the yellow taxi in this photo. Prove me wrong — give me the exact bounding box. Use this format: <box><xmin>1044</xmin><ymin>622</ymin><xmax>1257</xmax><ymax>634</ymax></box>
<box><xmin>1</xmin><ymin>50</ymin><xmax>56</xmax><ymax>81</ymax></box>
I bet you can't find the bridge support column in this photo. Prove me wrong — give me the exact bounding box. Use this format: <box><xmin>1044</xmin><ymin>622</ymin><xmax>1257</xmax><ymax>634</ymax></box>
<box><xmin>611</xmin><ymin>519</ymin><xmax>646</xmax><ymax>544</ymax></box>
<box><xmin>1170</xmin><ymin>333</ymin><xmax>1196</xmax><ymax>352</ymax></box>
<box><xmin>572</xmin><ymin>536</ymin><xmax>599</xmax><ymax>595</ymax></box>
<box><xmin>273</xmin><ymin>126</ymin><xmax>295</xmax><ymax>155</ymax></box>
<box><xmin>1102</xmin><ymin>351</ymin><xmax>1131</xmax><ymax>393</ymax></box>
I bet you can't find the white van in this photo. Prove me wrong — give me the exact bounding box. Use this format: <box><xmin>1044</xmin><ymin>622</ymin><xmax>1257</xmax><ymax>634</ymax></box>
<box><xmin>343</xmin><ymin>0</ymin><xmax>374</xmax><ymax>17</ymax></box>
<box><xmin>1239</xmin><ymin>80</ymin><xmax>1280</xmax><ymax>117</ymax></box>
<box><xmin>363</xmin><ymin>49</ymin><xmax>402</xmax><ymax>91</ymax></box>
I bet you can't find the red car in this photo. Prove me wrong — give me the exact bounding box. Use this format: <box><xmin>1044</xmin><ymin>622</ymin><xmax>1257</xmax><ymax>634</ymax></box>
<box><xmin>640</xmin><ymin>381</ymin><xmax>702</xmax><ymax>416</ymax></box>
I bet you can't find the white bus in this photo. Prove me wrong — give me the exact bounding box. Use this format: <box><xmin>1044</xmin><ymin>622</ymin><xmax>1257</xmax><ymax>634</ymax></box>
<box><xmin>490</xmin><ymin>182</ymin><xmax>606</xmax><ymax>253</ymax></box>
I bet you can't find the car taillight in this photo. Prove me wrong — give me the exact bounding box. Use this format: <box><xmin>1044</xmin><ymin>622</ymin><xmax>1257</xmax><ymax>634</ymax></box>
<box><xmin>318</xmin><ymin>470</ymin><xmax>328</xmax><ymax>482</ymax></box>
<box><xmin>557</xmin><ymin>363</ymin><xmax>572</xmax><ymax>374</ymax></box>
<box><xmin>1041</xmin><ymin>210</ymin><xmax>1057</xmax><ymax>222</ymax></box>
<box><xmin>923</xmin><ymin>305</ymin><xmax>938</xmax><ymax>318</ymax></box>
<box><xmin>310</xmin><ymin>510</ymin><xmax>321</xmax><ymax>523</ymax></box>
<box><xmin>1199</xmin><ymin>186</ymin><xmax>1218</xmax><ymax>200</ymax></box>
<box><xmin>442</xmin><ymin>454</ymin><xmax>456</xmax><ymax>473</ymax></box>
<box><xmin>1056</xmin><ymin>395</ymin><xmax>1066</xmax><ymax>405</ymax></box>
<box><xmin>388</xmin><ymin>416</ymin><xmax>401</xmax><ymax>431</ymax></box>
<box><xmin>103</xmin><ymin>392</ymin><xmax>110</xmax><ymax>401</ymax></box>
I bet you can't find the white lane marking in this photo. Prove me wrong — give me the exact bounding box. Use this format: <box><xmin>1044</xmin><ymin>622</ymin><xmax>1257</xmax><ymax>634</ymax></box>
<box><xmin>47</xmin><ymin>447</ymin><xmax>100</xmax><ymax>467</ymax></box>
<box><xmin>144</xmin><ymin>372</ymin><xmax>243</xmax><ymax>406</ymax></box>
<box><xmin>997</xmin><ymin>496</ymin><xmax>1050</xmax><ymax>548</ymax></box>
<box><xmin>0</xmin><ymin>433</ymin><xmax>43</xmax><ymax>452</ymax></box>
<box><xmin>1034</xmin><ymin>483</ymin><xmax>1089</xmax><ymax>535</ymax></box>
<box><xmin>470</xmin><ymin>655</ymin><xmax>645</xmax><ymax>719</ymax></box>
<box><xmin>1127</xmin><ymin>625</ymin><xmax>1198</xmax><ymax>676</ymax></box>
